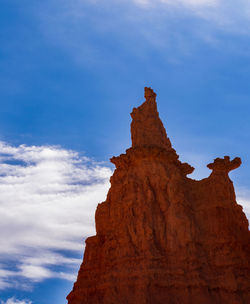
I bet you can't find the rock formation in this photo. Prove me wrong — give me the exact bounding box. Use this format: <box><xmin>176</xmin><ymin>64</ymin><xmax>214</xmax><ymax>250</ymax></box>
<box><xmin>67</xmin><ymin>87</ymin><xmax>250</xmax><ymax>304</ymax></box>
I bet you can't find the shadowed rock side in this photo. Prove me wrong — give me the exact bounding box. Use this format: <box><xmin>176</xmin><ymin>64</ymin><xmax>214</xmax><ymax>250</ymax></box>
<box><xmin>67</xmin><ymin>88</ymin><xmax>250</xmax><ymax>304</ymax></box>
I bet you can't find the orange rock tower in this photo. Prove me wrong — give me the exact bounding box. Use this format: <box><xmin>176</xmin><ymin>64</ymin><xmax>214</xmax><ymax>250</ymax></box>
<box><xmin>67</xmin><ymin>88</ymin><xmax>250</xmax><ymax>304</ymax></box>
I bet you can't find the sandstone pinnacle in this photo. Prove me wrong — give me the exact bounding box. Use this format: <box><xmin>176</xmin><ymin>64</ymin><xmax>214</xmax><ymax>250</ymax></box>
<box><xmin>67</xmin><ymin>87</ymin><xmax>250</xmax><ymax>304</ymax></box>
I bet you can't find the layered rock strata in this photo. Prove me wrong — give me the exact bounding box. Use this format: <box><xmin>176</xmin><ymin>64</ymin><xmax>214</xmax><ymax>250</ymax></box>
<box><xmin>67</xmin><ymin>87</ymin><xmax>250</xmax><ymax>304</ymax></box>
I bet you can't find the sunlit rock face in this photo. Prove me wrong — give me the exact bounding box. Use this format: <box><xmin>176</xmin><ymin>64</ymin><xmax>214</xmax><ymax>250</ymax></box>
<box><xmin>67</xmin><ymin>88</ymin><xmax>250</xmax><ymax>304</ymax></box>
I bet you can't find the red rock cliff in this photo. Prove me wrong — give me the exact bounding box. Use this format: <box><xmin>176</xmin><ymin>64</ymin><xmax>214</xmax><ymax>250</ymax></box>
<box><xmin>67</xmin><ymin>87</ymin><xmax>250</xmax><ymax>304</ymax></box>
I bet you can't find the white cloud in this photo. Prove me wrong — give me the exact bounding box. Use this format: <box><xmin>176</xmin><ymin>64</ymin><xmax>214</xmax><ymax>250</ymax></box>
<box><xmin>1</xmin><ymin>298</ymin><xmax>32</xmax><ymax>304</ymax></box>
<box><xmin>236</xmin><ymin>187</ymin><xmax>250</xmax><ymax>225</ymax></box>
<box><xmin>0</xmin><ymin>141</ymin><xmax>112</xmax><ymax>289</ymax></box>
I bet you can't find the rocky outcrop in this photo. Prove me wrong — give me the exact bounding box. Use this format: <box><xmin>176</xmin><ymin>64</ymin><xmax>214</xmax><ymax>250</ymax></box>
<box><xmin>67</xmin><ymin>87</ymin><xmax>250</xmax><ymax>304</ymax></box>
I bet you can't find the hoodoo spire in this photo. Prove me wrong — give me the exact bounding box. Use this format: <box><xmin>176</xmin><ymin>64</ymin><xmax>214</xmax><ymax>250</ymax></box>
<box><xmin>130</xmin><ymin>87</ymin><xmax>173</xmax><ymax>150</ymax></box>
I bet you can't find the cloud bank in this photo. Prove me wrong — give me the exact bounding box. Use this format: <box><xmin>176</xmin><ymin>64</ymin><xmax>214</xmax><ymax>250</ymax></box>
<box><xmin>0</xmin><ymin>141</ymin><xmax>112</xmax><ymax>289</ymax></box>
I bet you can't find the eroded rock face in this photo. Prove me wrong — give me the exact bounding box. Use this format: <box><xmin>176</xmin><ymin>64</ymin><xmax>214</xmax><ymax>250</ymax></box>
<box><xmin>67</xmin><ymin>88</ymin><xmax>250</xmax><ymax>304</ymax></box>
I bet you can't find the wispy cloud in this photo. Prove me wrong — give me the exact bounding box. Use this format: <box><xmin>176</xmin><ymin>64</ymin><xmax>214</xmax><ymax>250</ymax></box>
<box><xmin>134</xmin><ymin>0</ymin><xmax>219</xmax><ymax>8</ymax></box>
<box><xmin>34</xmin><ymin>0</ymin><xmax>250</xmax><ymax>70</ymax></box>
<box><xmin>0</xmin><ymin>141</ymin><xmax>112</xmax><ymax>289</ymax></box>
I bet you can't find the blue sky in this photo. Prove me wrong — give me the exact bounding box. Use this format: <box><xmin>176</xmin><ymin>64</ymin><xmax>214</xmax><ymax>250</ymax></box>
<box><xmin>0</xmin><ymin>0</ymin><xmax>250</xmax><ymax>303</ymax></box>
